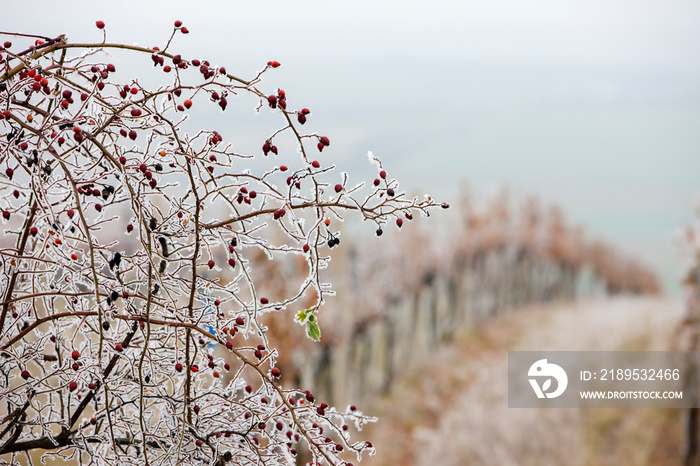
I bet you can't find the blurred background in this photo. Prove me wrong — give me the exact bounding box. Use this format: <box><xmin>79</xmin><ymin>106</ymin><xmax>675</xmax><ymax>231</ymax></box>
<box><xmin>5</xmin><ymin>1</ymin><xmax>700</xmax><ymax>465</ymax></box>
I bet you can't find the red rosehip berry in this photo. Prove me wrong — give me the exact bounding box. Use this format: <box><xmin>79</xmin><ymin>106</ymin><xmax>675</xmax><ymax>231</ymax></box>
<box><xmin>89</xmin><ymin>382</ymin><xmax>96</xmax><ymax>390</ymax></box>
<box><xmin>30</xmin><ymin>226</ymin><xmax>38</xmax><ymax>237</ymax></box>
<box><xmin>334</xmin><ymin>184</ymin><xmax>343</xmax><ymax>193</ymax></box>
<box><xmin>271</xmin><ymin>367</ymin><xmax>281</xmax><ymax>378</ymax></box>
<box><xmin>260</xmin><ymin>297</ymin><xmax>269</xmax><ymax>305</ymax></box>
<box><xmin>226</xmin><ymin>341</ymin><xmax>233</xmax><ymax>350</ymax></box>
<box><xmin>207</xmin><ymin>259</ymin><xmax>215</xmax><ymax>269</ymax></box>
<box><xmin>181</xmin><ymin>27</ymin><xmax>189</xmax><ymax>34</ymax></box>
<box><xmin>319</xmin><ymin>136</ymin><xmax>330</xmax><ymax>146</ymax></box>
<box><xmin>191</xmin><ymin>364</ymin><xmax>199</xmax><ymax>373</ymax></box>
<box><xmin>311</xmin><ymin>160</ymin><xmax>320</xmax><ymax>168</ymax></box>
<box><xmin>174</xmin><ymin>20</ymin><xmax>182</xmax><ymax>27</ymax></box>
<box><xmin>95</xmin><ymin>20</ymin><xmax>105</xmax><ymax>29</ymax></box>
<box><xmin>279</xmin><ymin>165</ymin><xmax>288</xmax><ymax>172</ymax></box>
<box><xmin>303</xmin><ymin>244</ymin><xmax>310</xmax><ymax>253</ymax></box>
<box><xmin>5</xmin><ymin>167</ymin><xmax>13</xmax><ymax>179</ymax></box>
<box><xmin>90</xmin><ymin>417</ymin><xmax>97</xmax><ymax>425</ymax></box>
<box><xmin>396</xmin><ymin>218</ymin><xmax>403</xmax><ymax>228</ymax></box>
<box><xmin>69</xmin><ymin>381</ymin><xmax>78</xmax><ymax>391</ymax></box>
<box><xmin>72</xmin><ymin>350</ymin><xmax>80</xmax><ymax>360</ymax></box>
<box><xmin>235</xmin><ymin>316</ymin><xmax>244</xmax><ymax>326</ymax></box>
<box><xmin>126</xmin><ymin>224</ymin><xmax>134</xmax><ymax>233</ymax></box>
<box><xmin>379</xmin><ymin>170</ymin><xmax>387</xmax><ymax>179</ymax></box>
<box><xmin>228</xmin><ymin>258</ymin><xmax>236</xmax><ymax>267</ymax></box>
<box><xmin>67</xmin><ymin>209</ymin><xmax>75</xmax><ymax>218</ymax></box>
<box><xmin>175</xmin><ymin>362</ymin><xmax>183</xmax><ymax>372</ymax></box>
<box><xmin>2</xmin><ymin>211</ymin><xmax>9</xmax><ymax>220</ymax></box>
<box><xmin>183</xmin><ymin>99</ymin><xmax>192</xmax><ymax>109</ymax></box>
<box><xmin>21</xmin><ymin>370</ymin><xmax>30</xmax><ymax>380</ymax></box>
<box><xmin>71</xmin><ymin>253</ymin><xmax>78</xmax><ymax>261</ymax></box>
<box><xmin>115</xmin><ymin>343</ymin><xmax>123</xmax><ymax>352</ymax></box>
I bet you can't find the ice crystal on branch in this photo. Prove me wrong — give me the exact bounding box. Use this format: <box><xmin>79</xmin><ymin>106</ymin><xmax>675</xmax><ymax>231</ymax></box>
<box><xmin>0</xmin><ymin>23</ymin><xmax>443</xmax><ymax>465</ymax></box>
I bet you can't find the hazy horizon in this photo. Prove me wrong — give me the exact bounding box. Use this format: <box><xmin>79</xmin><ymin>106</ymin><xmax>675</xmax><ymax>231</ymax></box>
<box><xmin>4</xmin><ymin>0</ymin><xmax>699</xmax><ymax>293</ymax></box>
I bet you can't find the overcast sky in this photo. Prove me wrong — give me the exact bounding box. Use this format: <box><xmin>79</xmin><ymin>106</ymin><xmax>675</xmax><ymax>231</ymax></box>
<box><xmin>4</xmin><ymin>0</ymin><xmax>700</xmax><ymax>293</ymax></box>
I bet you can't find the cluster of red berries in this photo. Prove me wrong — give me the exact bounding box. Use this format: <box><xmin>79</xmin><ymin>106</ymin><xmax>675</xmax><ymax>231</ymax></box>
<box><xmin>18</xmin><ymin>68</ymin><xmax>51</xmax><ymax>95</ymax></box>
<box><xmin>138</xmin><ymin>162</ymin><xmax>158</xmax><ymax>189</ymax></box>
<box><xmin>267</xmin><ymin>88</ymin><xmax>287</xmax><ymax>110</ymax></box>
<box><xmin>317</xmin><ymin>136</ymin><xmax>330</xmax><ymax>152</ymax></box>
<box><xmin>208</xmin><ymin>90</ymin><xmax>228</xmax><ymax>111</ymax></box>
<box><xmin>233</xmin><ymin>186</ymin><xmax>256</xmax><ymax>206</ymax></box>
<box><xmin>262</xmin><ymin>139</ymin><xmax>278</xmax><ymax>156</ymax></box>
<box><xmin>82</xmin><ymin>63</ymin><xmax>116</xmax><ymax>91</ymax></box>
<box><xmin>119</xmin><ymin>84</ymin><xmax>139</xmax><ymax>99</ymax></box>
<box><xmin>118</xmin><ymin>127</ymin><xmax>138</xmax><ymax>140</ymax></box>
<box><xmin>193</xmin><ymin>58</ymin><xmax>222</xmax><ymax>80</ymax></box>
<box><xmin>253</xmin><ymin>344</ymin><xmax>267</xmax><ymax>360</ymax></box>
<box><xmin>297</xmin><ymin>108</ymin><xmax>310</xmax><ymax>125</ymax></box>
<box><xmin>173</xmin><ymin>20</ymin><xmax>189</xmax><ymax>34</ymax></box>
<box><xmin>209</xmin><ymin>130</ymin><xmax>223</xmax><ymax>145</ymax></box>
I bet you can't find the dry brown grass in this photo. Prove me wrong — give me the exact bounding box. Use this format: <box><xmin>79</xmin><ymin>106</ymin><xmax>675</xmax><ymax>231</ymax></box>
<box><xmin>360</xmin><ymin>297</ymin><xmax>685</xmax><ymax>466</ymax></box>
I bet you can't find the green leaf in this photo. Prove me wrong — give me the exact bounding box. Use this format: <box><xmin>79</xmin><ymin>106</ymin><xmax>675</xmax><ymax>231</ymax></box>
<box><xmin>306</xmin><ymin>318</ymin><xmax>321</xmax><ymax>342</ymax></box>
<box><xmin>295</xmin><ymin>309</ymin><xmax>321</xmax><ymax>341</ymax></box>
<box><xmin>295</xmin><ymin>308</ymin><xmax>312</xmax><ymax>324</ymax></box>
